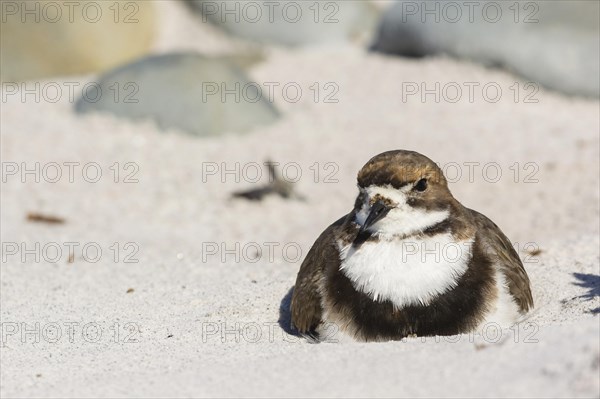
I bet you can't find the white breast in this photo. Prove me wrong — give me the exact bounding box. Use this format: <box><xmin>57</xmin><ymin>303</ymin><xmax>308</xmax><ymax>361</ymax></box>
<box><xmin>338</xmin><ymin>234</ymin><xmax>474</xmax><ymax>309</ymax></box>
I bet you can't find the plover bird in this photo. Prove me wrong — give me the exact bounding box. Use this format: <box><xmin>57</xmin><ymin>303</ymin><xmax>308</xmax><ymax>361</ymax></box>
<box><xmin>290</xmin><ymin>150</ymin><xmax>533</xmax><ymax>342</ymax></box>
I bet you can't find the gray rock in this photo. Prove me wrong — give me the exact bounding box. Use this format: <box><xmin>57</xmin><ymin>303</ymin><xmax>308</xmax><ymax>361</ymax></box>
<box><xmin>75</xmin><ymin>53</ymin><xmax>279</xmax><ymax>137</ymax></box>
<box><xmin>371</xmin><ymin>0</ymin><xmax>599</xmax><ymax>97</ymax></box>
<box><xmin>188</xmin><ymin>0</ymin><xmax>377</xmax><ymax>46</ymax></box>
<box><xmin>1</xmin><ymin>1</ymin><xmax>155</xmax><ymax>81</ymax></box>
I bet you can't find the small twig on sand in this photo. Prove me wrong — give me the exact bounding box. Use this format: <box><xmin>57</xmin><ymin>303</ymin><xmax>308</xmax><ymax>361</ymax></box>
<box><xmin>232</xmin><ymin>160</ymin><xmax>304</xmax><ymax>201</ymax></box>
<box><xmin>26</xmin><ymin>212</ymin><xmax>65</xmax><ymax>224</ymax></box>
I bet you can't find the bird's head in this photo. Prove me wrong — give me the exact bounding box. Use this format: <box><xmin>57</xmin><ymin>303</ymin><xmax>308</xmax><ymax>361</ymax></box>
<box><xmin>354</xmin><ymin>150</ymin><xmax>457</xmax><ymax>239</ymax></box>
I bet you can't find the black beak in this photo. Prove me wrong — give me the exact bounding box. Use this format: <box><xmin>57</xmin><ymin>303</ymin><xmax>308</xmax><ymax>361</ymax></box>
<box><xmin>358</xmin><ymin>200</ymin><xmax>392</xmax><ymax>235</ymax></box>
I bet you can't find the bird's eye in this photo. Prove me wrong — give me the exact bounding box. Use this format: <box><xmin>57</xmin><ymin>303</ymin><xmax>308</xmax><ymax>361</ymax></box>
<box><xmin>414</xmin><ymin>178</ymin><xmax>428</xmax><ymax>192</ymax></box>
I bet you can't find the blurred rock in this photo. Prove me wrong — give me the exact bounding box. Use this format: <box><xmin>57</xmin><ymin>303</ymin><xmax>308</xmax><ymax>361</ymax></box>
<box><xmin>371</xmin><ymin>0</ymin><xmax>599</xmax><ymax>97</ymax></box>
<box><xmin>187</xmin><ymin>0</ymin><xmax>378</xmax><ymax>46</ymax></box>
<box><xmin>75</xmin><ymin>53</ymin><xmax>280</xmax><ymax>137</ymax></box>
<box><xmin>1</xmin><ymin>1</ymin><xmax>155</xmax><ymax>81</ymax></box>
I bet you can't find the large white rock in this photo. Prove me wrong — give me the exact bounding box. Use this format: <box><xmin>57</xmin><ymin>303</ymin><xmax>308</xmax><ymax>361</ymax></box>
<box><xmin>1</xmin><ymin>0</ymin><xmax>156</xmax><ymax>81</ymax></box>
<box><xmin>188</xmin><ymin>0</ymin><xmax>377</xmax><ymax>46</ymax></box>
<box><xmin>75</xmin><ymin>53</ymin><xmax>280</xmax><ymax>137</ymax></box>
<box><xmin>371</xmin><ymin>0</ymin><xmax>599</xmax><ymax>97</ymax></box>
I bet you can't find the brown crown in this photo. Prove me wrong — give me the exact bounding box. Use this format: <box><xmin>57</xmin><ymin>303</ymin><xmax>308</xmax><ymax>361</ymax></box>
<box><xmin>357</xmin><ymin>150</ymin><xmax>447</xmax><ymax>188</ymax></box>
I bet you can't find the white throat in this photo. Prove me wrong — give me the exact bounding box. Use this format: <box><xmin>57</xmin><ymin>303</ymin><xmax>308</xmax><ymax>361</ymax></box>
<box><xmin>355</xmin><ymin>185</ymin><xmax>450</xmax><ymax>239</ymax></box>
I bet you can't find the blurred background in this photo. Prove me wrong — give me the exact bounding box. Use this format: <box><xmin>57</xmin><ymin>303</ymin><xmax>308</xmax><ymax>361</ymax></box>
<box><xmin>1</xmin><ymin>1</ymin><xmax>599</xmax><ymax>398</ymax></box>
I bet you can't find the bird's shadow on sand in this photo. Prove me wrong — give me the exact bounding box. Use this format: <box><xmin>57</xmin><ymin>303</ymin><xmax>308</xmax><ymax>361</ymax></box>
<box><xmin>572</xmin><ymin>273</ymin><xmax>600</xmax><ymax>314</ymax></box>
<box><xmin>278</xmin><ymin>286</ymin><xmax>301</xmax><ymax>336</ymax></box>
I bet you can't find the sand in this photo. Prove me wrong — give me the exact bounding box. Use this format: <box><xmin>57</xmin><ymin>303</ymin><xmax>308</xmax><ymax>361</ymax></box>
<box><xmin>1</xmin><ymin>1</ymin><xmax>599</xmax><ymax>397</ymax></box>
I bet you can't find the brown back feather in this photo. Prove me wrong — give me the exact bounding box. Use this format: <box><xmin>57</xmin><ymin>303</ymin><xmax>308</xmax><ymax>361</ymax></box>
<box><xmin>290</xmin><ymin>215</ymin><xmax>347</xmax><ymax>333</ymax></box>
<box><xmin>468</xmin><ymin>208</ymin><xmax>534</xmax><ymax>312</ymax></box>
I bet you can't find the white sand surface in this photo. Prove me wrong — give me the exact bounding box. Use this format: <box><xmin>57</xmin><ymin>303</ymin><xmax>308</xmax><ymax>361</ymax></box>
<box><xmin>1</xmin><ymin>1</ymin><xmax>599</xmax><ymax>397</ymax></box>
